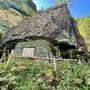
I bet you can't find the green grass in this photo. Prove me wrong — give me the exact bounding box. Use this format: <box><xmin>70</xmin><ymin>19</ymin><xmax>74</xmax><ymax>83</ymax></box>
<box><xmin>77</xmin><ymin>17</ymin><xmax>90</xmax><ymax>52</ymax></box>
<box><xmin>0</xmin><ymin>57</ymin><xmax>90</xmax><ymax>90</ymax></box>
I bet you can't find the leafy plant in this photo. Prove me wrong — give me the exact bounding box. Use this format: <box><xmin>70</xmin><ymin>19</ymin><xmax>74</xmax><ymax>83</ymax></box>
<box><xmin>0</xmin><ymin>58</ymin><xmax>90</xmax><ymax>90</ymax></box>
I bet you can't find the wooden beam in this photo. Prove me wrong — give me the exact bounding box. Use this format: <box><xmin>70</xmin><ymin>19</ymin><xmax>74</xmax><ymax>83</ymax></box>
<box><xmin>12</xmin><ymin>56</ymin><xmax>78</xmax><ymax>62</ymax></box>
<box><xmin>0</xmin><ymin>50</ymin><xmax>6</xmax><ymax>52</ymax></box>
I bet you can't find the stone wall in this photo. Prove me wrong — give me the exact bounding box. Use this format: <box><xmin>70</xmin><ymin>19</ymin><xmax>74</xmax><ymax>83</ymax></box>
<box><xmin>11</xmin><ymin>39</ymin><xmax>53</xmax><ymax>58</ymax></box>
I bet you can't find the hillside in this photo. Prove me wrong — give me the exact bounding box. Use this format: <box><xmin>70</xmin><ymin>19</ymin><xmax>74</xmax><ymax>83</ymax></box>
<box><xmin>77</xmin><ymin>17</ymin><xmax>90</xmax><ymax>52</ymax></box>
<box><xmin>0</xmin><ymin>2</ymin><xmax>90</xmax><ymax>90</ymax></box>
<box><xmin>0</xmin><ymin>0</ymin><xmax>36</xmax><ymax>34</ymax></box>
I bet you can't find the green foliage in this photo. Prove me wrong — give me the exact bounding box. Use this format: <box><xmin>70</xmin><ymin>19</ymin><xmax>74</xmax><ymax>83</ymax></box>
<box><xmin>0</xmin><ymin>58</ymin><xmax>90</xmax><ymax>90</ymax></box>
<box><xmin>57</xmin><ymin>61</ymin><xmax>90</xmax><ymax>89</ymax></box>
<box><xmin>57</xmin><ymin>0</ymin><xmax>71</xmax><ymax>4</ymax></box>
<box><xmin>76</xmin><ymin>17</ymin><xmax>90</xmax><ymax>52</ymax></box>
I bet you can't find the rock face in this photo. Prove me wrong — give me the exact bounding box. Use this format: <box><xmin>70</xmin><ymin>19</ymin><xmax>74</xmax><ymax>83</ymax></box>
<box><xmin>2</xmin><ymin>4</ymin><xmax>86</xmax><ymax>58</ymax></box>
<box><xmin>0</xmin><ymin>0</ymin><xmax>36</xmax><ymax>34</ymax></box>
<box><xmin>3</xmin><ymin>4</ymin><xmax>76</xmax><ymax>44</ymax></box>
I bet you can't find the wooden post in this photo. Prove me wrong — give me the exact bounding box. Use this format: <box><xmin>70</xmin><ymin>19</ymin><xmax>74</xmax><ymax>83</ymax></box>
<box><xmin>53</xmin><ymin>57</ymin><xmax>57</xmax><ymax>70</ymax></box>
<box><xmin>0</xmin><ymin>47</ymin><xmax>7</xmax><ymax>62</ymax></box>
<box><xmin>6</xmin><ymin>48</ymin><xmax>10</xmax><ymax>58</ymax></box>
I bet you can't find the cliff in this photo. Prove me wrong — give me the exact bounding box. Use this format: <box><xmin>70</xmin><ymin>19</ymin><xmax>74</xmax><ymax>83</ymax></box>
<box><xmin>0</xmin><ymin>0</ymin><xmax>36</xmax><ymax>34</ymax></box>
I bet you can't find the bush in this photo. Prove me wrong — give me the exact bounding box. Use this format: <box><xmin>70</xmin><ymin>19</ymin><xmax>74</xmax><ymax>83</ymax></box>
<box><xmin>0</xmin><ymin>58</ymin><xmax>90</xmax><ymax>90</ymax></box>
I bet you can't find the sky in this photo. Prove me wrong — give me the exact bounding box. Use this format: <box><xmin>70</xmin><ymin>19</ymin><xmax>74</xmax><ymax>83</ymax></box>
<box><xmin>33</xmin><ymin>0</ymin><xmax>90</xmax><ymax>18</ymax></box>
<box><xmin>33</xmin><ymin>0</ymin><xmax>56</xmax><ymax>10</ymax></box>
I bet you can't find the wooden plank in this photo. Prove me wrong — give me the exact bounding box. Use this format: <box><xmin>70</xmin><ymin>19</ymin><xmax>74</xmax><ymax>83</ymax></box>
<box><xmin>13</xmin><ymin>56</ymin><xmax>52</xmax><ymax>60</ymax></box>
<box><xmin>12</xmin><ymin>56</ymin><xmax>77</xmax><ymax>62</ymax></box>
<box><xmin>22</xmin><ymin>48</ymin><xmax>35</xmax><ymax>58</ymax></box>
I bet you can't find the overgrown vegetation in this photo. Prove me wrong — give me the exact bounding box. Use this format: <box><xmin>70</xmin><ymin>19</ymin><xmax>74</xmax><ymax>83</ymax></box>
<box><xmin>77</xmin><ymin>17</ymin><xmax>90</xmax><ymax>52</ymax></box>
<box><xmin>57</xmin><ymin>0</ymin><xmax>72</xmax><ymax>5</ymax></box>
<box><xmin>0</xmin><ymin>57</ymin><xmax>90</xmax><ymax>90</ymax></box>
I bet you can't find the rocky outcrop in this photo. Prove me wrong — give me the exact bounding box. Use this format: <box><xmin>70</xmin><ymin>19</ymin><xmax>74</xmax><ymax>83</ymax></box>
<box><xmin>0</xmin><ymin>0</ymin><xmax>36</xmax><ymax>34</ymax></box>
<box><xmin>1</xmin><ymin>4</ymin><xmax>87</xmax><ymax>59</ymax></box>
<box><xmin>3</xmin><ymin>4</ymin><xmax>78</xmax><ymax>46</ymax></box>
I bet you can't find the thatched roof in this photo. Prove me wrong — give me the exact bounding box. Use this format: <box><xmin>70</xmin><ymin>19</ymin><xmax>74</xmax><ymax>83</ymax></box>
<box><xmin>2</xmin><ymin>4</ymin><xmax>82</xmax><ymax>47</ymax></box>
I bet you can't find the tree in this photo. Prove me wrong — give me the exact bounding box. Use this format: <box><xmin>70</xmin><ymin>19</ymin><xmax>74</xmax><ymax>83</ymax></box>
<box><xmin>57</xmin><ymin>0</ymin><xmax>71</xmax><ymax>5</ymax></box>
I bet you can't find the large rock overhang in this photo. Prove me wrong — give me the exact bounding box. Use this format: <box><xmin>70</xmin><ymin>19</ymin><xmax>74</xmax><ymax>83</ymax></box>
<box><xmin>2</xmin><ymin>4</ymin><xmax>86</xmax><ymax>53</ymax></box>
<box><xmin>2</xmin><ymin>4</ymin><xmax>71</xmax><ymax>44</ymax></box>
<box><xmin>2</xmin><ymin>36</ymin><xmax>77</xmax><ymax>59</ymax></box>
